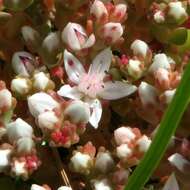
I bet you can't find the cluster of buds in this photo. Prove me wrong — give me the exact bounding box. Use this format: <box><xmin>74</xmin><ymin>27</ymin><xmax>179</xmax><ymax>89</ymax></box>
<box><xmin>0</xmin><ymin>118</ymin><xmax>40</xmax><ymax>180</ymax></box>
<box><xmin>27</xmin><ymin>92</ymin><xmax>89</xmax><ymax>147</ymax></box>
<box><xmin>0</xmin><ymin>81</ymin><xmax>16</xmax><ymax>115</ymax></box>
<box><xmin>114</xmin><ymin>126</ymin><xmax>151</xmax><ymax>166</ymax></box>
<box><xmin>31</xmin><ymin>184</ymin><xmax>72</xmax><ymax>190</ymax></box>
<box><xmin>11</xmin><ymin>52</ymin><xmax>55</xmax><ymax>97</ymax></box>
<box><xmin>150</xmin><ymin>1</ymin><xmax>188</xmax><ymax>24</ymax></box>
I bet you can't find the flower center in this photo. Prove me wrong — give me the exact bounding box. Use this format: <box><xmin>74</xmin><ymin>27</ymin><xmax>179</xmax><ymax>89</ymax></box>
<box><xmin>78</xmin><ymin>73</ymin><xmax>104</xmax><ymax>98</ymax></box>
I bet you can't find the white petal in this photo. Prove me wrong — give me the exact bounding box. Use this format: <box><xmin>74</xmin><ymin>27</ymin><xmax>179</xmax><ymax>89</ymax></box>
<box><xmin>57</xmin><ymin>85</ymin><xmax>83</xmax><ymax>100</ymax></box>
<box><xmin>88</xmin><ymin>99</ymin><xmax>102</xmax><ymax>129</ymax></box>
<box><xmin>82</xmin><ymin>34</ymin><xmax>96</xmax><ymax>49</ymax></box>
<box><xmin>64</xmin><ymin>50</ymin><xmax>85</xmax><ymax>84</ymax></box>
<box><xmin>99</xmin><ymin>81</ymin><xmax>137</xmax><ymax>100</ymax></box>
<box><xmin>162</xmin><ymin>173</ymin><xmax>179</xmax><ymax>190</ymax></box>
<box><xmin>28</xmin><ymin>92</ymin><xmax>59</xmax><ymax>117</ymax></box>
<box><xmin>89</xmin><ymin>48</ymin><xmax>112</xmax><ymax>77</ymax></box>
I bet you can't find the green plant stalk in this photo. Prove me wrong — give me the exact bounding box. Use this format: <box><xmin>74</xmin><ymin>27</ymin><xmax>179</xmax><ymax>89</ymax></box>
<box><xmin>125</xmin><ymin>63</ymin><xmax>190</xmax><ymax>190</ymax></box>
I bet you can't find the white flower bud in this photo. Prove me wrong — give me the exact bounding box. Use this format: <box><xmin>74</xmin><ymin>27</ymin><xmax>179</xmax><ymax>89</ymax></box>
<box><xmin>12</xmin><ymin>52</ymin><xmax>36</xmax><ymax>77</ymax></box>
<box><xmin>154</xmin><ymin>11</ymin><xmax>165</xmax><ymax>23</ymax></box>
<box><xmin>116</xmin><ymin>144</ymin><xmax>132</xmax><ymax>159</ymax></box>
<box><xmin>102</xmin><ymin>22</ymin><xmax>123</xmax><ymax>43</ymax></box>
<box><xmin>149</xmin><ymin>54</ymin><xmax>171</xmax><ymax>74</ymax></box>
<box><xmin>127</xmin><ymin>59</ymin><xmax>143</xmax><ymax>79</ymax></box>
<box><xmin>28</xmin><ymin>92</ymin><xmax>59</xmax><ymax>118</ymax></box>
<box><xmin>136</xmin><ymin>135</ymin><xmax>151</xmax><ymax>153</ymax></box>
<box><xmin>138</xmin><ymin>82</ymin><xmax>158</xmax><ymax>106</ymax></box>
<box><xmin>114</xmin><ymin>127</ymin><xmax>136</xmax><ymax>146</ymax></box>
<box><xmin>16</xmin><ymin>137</ymin><xmax>34</xmax><ymax>154</ymax></box>
<box><xmin>168</xmin><ymin>2</ymin><xmax>187</xmax><ymax>21</ymax></box>
<box><xmin>0</xmin><ymin>149</ymin><xmax>12</xmax><ymax>172</ymax></box>
<box><xmin>93</xmin><ymin>179</ymin><xmax>112</xmax><ymax>190</ymax></box>
<box><xmin>95</xmin><ymin>152</ymin><xmax>114</xmax><ymax>173</ymax></box>
<box><xmin>31</xmin><ymin>184</ymin><xmax>46</xmax><ymax>190</ymax></box>
<box><xmin>131</xmin><ymin>39</ymin><xmax>148</xmax><ymax>58</ymax></box>
<box><xmin>58</xmin><ymin>187</ymin><xmax>72</xmax><ymax>190</ymax></box>
<box><xmin>11</xmin><ymin>77</ymin><xmax>31</xmax><ymax>95</ymax></box>
<box><xmin>70</xmin><ymin>152</ymin><xmax>92</xmax><ymax>174</ymax></box>
<box><xmin>38</xmin><ymin>111</ymin><xmax>59</xmax><ymax>130</ymax></box>
<box><xmin>112</xmin><ymin>4</ymin><xmax>127</xmax><ymax>22</ymax></box>
<box><xmin>0</xmin><ymin>89</ymin><xmax>12</xmax><ymax>110</ymax></box>
<box><xmin>64</xmin><ymin>100</ymin><xmax>90</xmax><ymax>124</ymax></box>
<box><xmin>11</xmin><ymin>160</ymin><xmax>28</xmax><ymax>178</ymax></box>
<box><xmin>161</xmin><ymin>89</ymin><xmax>176</xmax><ymax>104</ymax></box>
<box><xmin>6</xmin><ymin>118</ymin><xmax>33</xmax><ymax>143</ymax></box>
<box><xmin>90</xmin><ymin>0</ymin><xmax>108</xmax><ymax>21</ymax></box>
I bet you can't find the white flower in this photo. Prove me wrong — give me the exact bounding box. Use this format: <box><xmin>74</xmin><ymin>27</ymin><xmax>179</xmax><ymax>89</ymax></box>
<box><xmin>95</xmin><ymin>152</ymin><xmax>114</xmax><ymax>173</ymax></box>
<box><xmin>93</xmin><ymin>179</ymin><xmax>112</xmax><ymax>190</ymax></box>
<box><xmin>31</xmin><ymin>184</ymin><xmax>46</xmax><ymax>190</ymax></box>
<box><xmin>127</xmin><ymin>59</ymin><xmax>143</xmax><ymax>79</ymax></box>
<box><xmin>38</xmin><ymin>111</ymin><xmax>59</xmax><ymax>130</ymax></box>
<box><xmin>11</xmin><ymin>77</ymin><xmax>31</xmax><ymax>95</ymax></box>
<box><xmin>0</xmin><ymin>149</ymin><xmax>12</xmax><ymax>172</ymax></box>
<box><xmin>114</xmin><ymin>127</ymin><xmax>136</xmax><ymax>146</ymax></box>
<box><xmin>12</xmin><ymin>51</ymin><xmax>36</xmax><ymax>77</ymax></box>
<box><xmin>116</xmin><ymin>144</ymin><xmax>132</xmax><ymax>159</ymax></box>
<box><xmin>162</xmin><ymin>173</ymin><xmax>179</xmax><ymax>190</ymax></box>
<box><xmin>0</xmin><ymin>89</ymin><xmax>12</xmax><ymax>110</ymax></box>
<box><xmin>62</xmin><ymin>23</ymin><xmax>95</xmax><ymax>51</ymax></box>
<box><xmin>16</xmin><ymin>137</ymin><xmax>34</xmax><ymax>154</ymax></box>
<box><xmin>130</xmin><ymin>39</ymin><xmax>148</xmax><ymax>58</ymax></box>
<box><xmin>136</xmin><ymin>135</ymin><xmax>151</xmax><ymax>153</ymax></box>
<box><xmin>58</xmin><ymin>49</ymin><xmax>137</xmax><ymax>128</ymax></box>
<box><xmin>33</xmin><ymin>72</ymin><xmax>50</xmax><ymax>91</ymax></box>
<box><xmin>102</xmin><ymin>23</ymin><xmax>123</xmax><ymax>43</ymax></box>
<box><xmin>64</xmin><ymin>100</ymin><xmax>91</xmax><ymax>124</ymax></box>
<box><xmin>70</xmin><ymin>152</ymin><xmax>92</xmax><ymax>174</ymax></box>
<box><xmin>149</xmin><ymin>54</ymin><xmax>171</xmax><ymax>74</ymax></box>
<box><xmin>28</xmin><ymin>92</ymin><xmax>59</xmax><ymax>118</ymax></box>
<box><xmin>6</xmin><ymin>118</ymin><xmax>33</xmax><ymax>143</ymax></box>
<box><xmin>168</xmin><ymin>2</ymin><xmax>187</xmax><ymax>20</ymax></box>
<box><xmin>90</xmin><ymin>0</ymin><xmax>108</xmax><ymax>21</ymax></box>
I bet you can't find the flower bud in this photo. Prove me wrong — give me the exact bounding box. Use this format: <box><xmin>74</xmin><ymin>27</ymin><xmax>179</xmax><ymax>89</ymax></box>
<box><xmin>130</xmin><ymin>39</ymin><xmax>148</xmax><ymax>58</ymax></box>
<box><xmin>6</xmin><ymin>118</ymin><xmax>33</xmax><ymax>143</ymax></box>
<box><xmin>16</xmin><ymin>137</ymin><xmax>34</xmax><ymax>154</ymax></box>
<box><xmin>62</xmin><ymin>23</ymin><xmax>95</xmax><ymax>51</ymax></box>
<box><xmin>38</xmin><ymin>111</ymin><xmax>59</xmax><ymax>130</ymax></box>
<box><xmin>101</xmin><ymin>22</ymin><xmax>123</xmax><ymax>43</ymax></box>
<box><xmin>153</xmin><ymin>11</ymin><xmax>165</xmax><ymax>23</ymax></box>
<box><xmin>0</xmin><ymin>89</ymin><xmax>12</xmax><ymax>111</ymax></box>
<box><xmin>28</xmin><ymin>92</ymin><xmax>59</xmax><ymax>118</ymax></box>
<box><xmin>95</xmin><ymin>151</ymin><xmax>114</xmax><ymax>173</ymax></box>
<box><xmin>11</xmin><ymin>160</ymin><xmax>28</xmax><ymax>179</ymax></box>
<box><xmin>70</xmin><ymin>152</ymin><xmax>93</xmax><ymax>174</ymax></box>
<box><xmin>12</xmin><ymin>52</ymin><xmax>36</xmax><ymax>77</ymax></box>
<box><xmin>93</xmin><ymin>179</ymin><xmax>112</xmax><ymax>190</ymax></box>
<box><xmin>32</xmin><ymin>72</ymin><xmax>55</xmax><ymax>92</ymax></box>
<box><xmin>114</xmin><ymin>127</ymin><xmax>136</xmax><ymax>146</ymax></box>
<box><xmin>0</xmin><ymin>148</ymin><xmax>12</xmax><ymax>172</ymax></box>
<box><xmin>11</xmin><ymin>77</ymin><xmax>32</xmax><ymax>95</ymax></box>
<box><xmin>136</xmin><ymin>135</ymin><xmax>151</xmax><ymax>153</ymax></box>
<box><xmin>149</xmin><ymin>54</ymin><xmax>171</xmax><ymax>74</ymax></box>
<box><xmin>31</xmin><ymin>184</ymin><xmax>46</xmax><ymax>190</ymax></box>
<box><xmin>168</xmin><ymin>2</ymin><xmax>187</xmax><ymax>21</ymax></box>
<box><xmin>58</xmin><ymin>187</ymin><xmax>72</xmax><ymax>190</ymax></box>
<box><xmin>116</xmin><ymin>144</ymin><xmax>132</xmax><ymax>159</ymax></box>
<box><xmin>64</xmin><ymin>100</ymin><xmax>90</xmax><ymax>124</ymax></box>
<box><xmin>110</xmin><ymin>4</ymin><xmax>127</xmax><ymax>22</ymax></box>
<box><xmin>90</xmin><ymin>0</ymin><xmax>108</xmax><ymax>22</ymax></box>
<box><xmin>160</xmin><ymin>89</ymin><xmax>176</xmax><ymax>104</ymax></box>
<box><xmin>127</xmin><ymin>59</ymin><xmax>143</xmax><ymax>79</ymax></box>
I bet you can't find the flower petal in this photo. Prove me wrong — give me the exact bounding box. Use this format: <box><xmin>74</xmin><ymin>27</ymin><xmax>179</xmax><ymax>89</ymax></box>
<box><xmin>89</xmin><ymin>48</ymin><xmax>112</xmax><ymax>78</ymax></box>
<box><xmin>88</xmin><ymin>99</ymin><xmax>102</xmax><ymax>129</ymax></box>
<box><xmin>162</xmin><ymin>173</ymin><xmax>179</xmax><ymax>190</ymax></box>
<box><xmin>64</xmin><ymin>50</ymin><xmax>85</xmax><ymax>84</ymax></box>
<box><xmin>99</xmin><ymin>81</ymin><xmax>137</xmax><ymax>100</ymax></box>
<box><xmin>57</xmin><ymin>85</ymin><xmax>83</xmax><ymax>100</ymax></box>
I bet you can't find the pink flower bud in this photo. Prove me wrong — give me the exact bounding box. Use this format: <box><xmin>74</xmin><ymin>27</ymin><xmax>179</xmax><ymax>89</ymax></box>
<box><xmin>110</xmin><ymin>4</ymin><xmax>127</xmax><ymax>22</ymax></box>
<box><xmin>0</xmin><ymin>88</ymin><xmax>12</xmax><ymax>111</ymax></box>
<box><xmin>62</xmin><ymin>23</ymin><xmax>95</xmax><ymax>51</ymax></box>
<box><xmin>101</xmin><ymin>22</ymin><xmax>123</xmax><ymax>43</ymax></box>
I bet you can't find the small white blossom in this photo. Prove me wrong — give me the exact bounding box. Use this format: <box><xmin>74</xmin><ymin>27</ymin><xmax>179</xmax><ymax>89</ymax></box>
<box><xmin>136</xmin><ymin>135</ymin><xmax>151</xmax><ymax>153</ymax></box>
<box><xmin>0</xmin><ymin>89</ymin><xmax>12</xmax><ymax>110</ymax></box>
<box><xmin>116</xmin><ymin>144</ymin><xmax>132</xmax><ymax>159</ymax></box>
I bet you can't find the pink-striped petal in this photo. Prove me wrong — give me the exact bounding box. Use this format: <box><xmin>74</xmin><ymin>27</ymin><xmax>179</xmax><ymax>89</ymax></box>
<box><xmin>88</xmin><ymin>99</ymin><xmax>102</xmax><ymax>129</ymax></box>
<box><xmin>57</xmin><ymin>85</ymin><xmax>83</xmax><ymax>100</ymax></box>
<box><xmin>98</xmin><ymin>81</ymin><xmax>137</xmax><ymax>100</ymax></box>
<box><xmin>89</xmin><ymin>48</ymin><xmax>112</xmax><ymax>78</ymax></box>
<box><xmin>64</xmin><ymin>50</ymin><xmax>86</xmax><ymax>84</ymax></box>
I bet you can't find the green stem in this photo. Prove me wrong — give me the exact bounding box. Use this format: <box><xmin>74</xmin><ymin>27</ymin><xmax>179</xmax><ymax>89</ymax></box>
<box><xmin>125</xmin><ymin>63</ymin><xmax>190</xmax><ymax>190</ymax></box>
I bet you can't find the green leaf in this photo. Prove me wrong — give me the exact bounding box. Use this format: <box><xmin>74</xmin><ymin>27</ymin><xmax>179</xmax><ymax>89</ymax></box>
<box><xmin>4</xmin><ymin>0</ymin><xmax>33</xmax><ymax>11</ymax></box>
<box><xmin>124</xmin><ymin>63</ymin><xmax>190</xmax><ymax>190</ymax></box>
